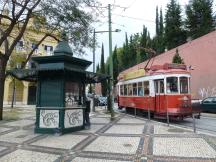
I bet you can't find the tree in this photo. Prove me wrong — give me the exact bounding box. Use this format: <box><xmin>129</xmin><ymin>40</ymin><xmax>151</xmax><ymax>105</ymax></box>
<box><xmin>159</xmin><ymin>8</ymin><xmax>164</xmax><ymax>36</ymax></box>
<box><xmin>7</xmin><ymin>54</ymin><xmax>26</xmax><ymax>108</ymax></box>
<box><xmin>0</xmin><ymin>0</ymin><xmax>100</xmax><ymax>120</ymax></box>
<box><xmin>139</xmin><ymin>26</ymin><xmax>148</xmax><ymax>62</ymax></box>
<box><xmin>112</xmin><ymin>46</ymin><xmax>119</xmax><ymax>85</ymax></box>
<box><xmin>96</xmin><ymin>63</ymin><xmax>100</xmax><ymax>73</ymax></box>
<box><xmin>185</xmin><ymin>0</ymin><xmax>215</xmax><ymax>39</ymax></box>
<box><xmin>100</xmin><ymin>43</ymin><xmax>107</xmax><ymax>96</ymax></box>
<box><xmin>156</xmin><ymin>6</ymin><xmax>160</xmax><ymax>36</ymax></box>
<box><xmin>172</xmin><ymin>48</ymin><xmax>184</xmax><ymax>64</ymax></box>
<box><xmin>164</xmin><ymin>0</ymin><xmax>187</xmax><ymax>50</ymax></box>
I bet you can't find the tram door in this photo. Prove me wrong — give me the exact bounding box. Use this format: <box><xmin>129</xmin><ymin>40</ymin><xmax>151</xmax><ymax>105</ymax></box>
<box><xmin>154</xmin><ymin>79</ymin><xmax>165</xmax><ymax>113</ymax></box>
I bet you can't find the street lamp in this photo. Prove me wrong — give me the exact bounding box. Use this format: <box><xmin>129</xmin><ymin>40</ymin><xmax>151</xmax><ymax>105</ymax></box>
<box><xmin>92</xmin><ymin>28</ymin><xmax>121</xmax><ymax>112</ymax></box>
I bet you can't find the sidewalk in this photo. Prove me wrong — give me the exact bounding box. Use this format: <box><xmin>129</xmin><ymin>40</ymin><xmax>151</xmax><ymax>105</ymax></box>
<box><xmin>0</xmin><ymin>106</ymin><xmax>215</xmax><ymax>162</ymax></box>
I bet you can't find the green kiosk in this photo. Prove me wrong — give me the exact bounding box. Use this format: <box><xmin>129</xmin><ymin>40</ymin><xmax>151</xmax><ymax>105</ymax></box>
<box><xmin>8</xmin><ymin>39</ymin><xmax>108</xmax><ymax>134</ymax></box>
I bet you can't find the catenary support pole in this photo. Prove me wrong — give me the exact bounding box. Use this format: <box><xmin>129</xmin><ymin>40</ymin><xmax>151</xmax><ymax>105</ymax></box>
<box><xmin>92</xmin><ymin>29</ymin><xmax>96</xmax><ymax>112</ymax></box>
<box><xmin>108</xmin><ymin>4</ymin><xmax>114</xmax><ymax>119</ymax></box>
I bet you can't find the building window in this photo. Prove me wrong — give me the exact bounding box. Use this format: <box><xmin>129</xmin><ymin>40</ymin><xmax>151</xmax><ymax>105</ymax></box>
<box><xmin>44</xmin><ymin>45</ymin><xmax>53</xmax><ymax>55</ymax></box>
<box><xmin>138</xmin><ymin>82</ymin><xmax>143</xmax><ymax>96</ymax></box>
<box><xmin>133</xmin><ymin>83</ymin><xmax>137</xmax><ymax>96</ymax></box>
<box><xmin>32</xmin><ymin>43</ymin><xmax>39</xmax><ymax>54</ymax></box>
<box><xmin>16</xmin><ymin>40</ymin><xmax>24</xmax><ymax>51</ymax></box>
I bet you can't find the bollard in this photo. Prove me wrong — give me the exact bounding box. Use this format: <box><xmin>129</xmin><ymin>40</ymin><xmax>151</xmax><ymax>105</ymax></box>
<box><xmin>148</xmin><ymin>97</ymin><xmax>151</xmax><ymax>121</ymax></box>
<box><xmin>166</xmin><ymin>110</ymin><xmax>170</xmax><ymax>126</ymax></box>
<box><xmin>192</xmin><ymin>113</ymin><xmax>196</xmax><ymax>133</ymax></box>
<box><xmin>148</xmin><ymin>106</ymin><xmax>150</xmax><ymax>120</ymax></box>
<box><xmin>135</xmin><ymin>107</ymin><xmax>137</xmax><ymax>118</ymax></box>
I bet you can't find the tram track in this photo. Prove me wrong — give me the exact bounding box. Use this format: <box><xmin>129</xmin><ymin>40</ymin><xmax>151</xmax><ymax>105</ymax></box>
<box><xmin>117</xmin><ymin>109</ymin><xmax>216</xmax><ymax>136</ymax></box>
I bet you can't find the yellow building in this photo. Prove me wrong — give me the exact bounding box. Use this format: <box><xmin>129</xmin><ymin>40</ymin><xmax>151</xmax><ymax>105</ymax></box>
<box><xmin>2</xmin><ymin>16</ymin><xmax>58</xmax><ymax>105</ymax></box>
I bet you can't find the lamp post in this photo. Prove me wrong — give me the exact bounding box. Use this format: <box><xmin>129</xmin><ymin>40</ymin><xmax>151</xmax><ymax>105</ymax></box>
<box><xmin>92</xmin><ymin>28</ymin><xmax>121</xmax><ymax>112</ymax></box>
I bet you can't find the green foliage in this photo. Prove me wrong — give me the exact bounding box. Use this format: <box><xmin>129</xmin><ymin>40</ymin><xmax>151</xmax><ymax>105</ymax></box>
<box><xmin>156</xmin><ymin>6</ymin><xmax>160</xmax><ymax>36</ymax></box>
<box><xmin>172</xmin><ymin>48</ymin><xmax>184</xmax><ymax>64</ymax></box>
<box><xmin>113</xmin><ymin>46</ymin><xmax>119</xmax><ymax>85</ymax></box>
<box><xmin>8</xmin><ymin>54</ymin><xmax>26</xmax><ymax>70</ymax></box>
<box><xmin>100</xmin><ymin>44</ymin><xmax>107</xmax><ymax>96</ymax></box>
<box><xmin>96</xmin><ymin>63</ymin><xmax>100</xmax><ymax>73</ymax></box>
<box><xmin>164</xmin><ymin>0</ymin><xmax>187</xmax><ymax>50</ymax></box>
<box><xmin>38</xmin><ymin>0</ymin><xmax>100</xmax><ymax>54</ymax></box>
<box><xmin>185</xmin><ymin>0</ymin><xmax>215</xmax><ymax>39</ymax></box>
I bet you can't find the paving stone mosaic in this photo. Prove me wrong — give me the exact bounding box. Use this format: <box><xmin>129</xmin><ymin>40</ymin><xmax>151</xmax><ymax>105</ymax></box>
<box><xmin>90</xmin><ymin>117</ymin><xmax>111</xmax><ymax>124</ymax></box>
<box><xmin>0</xmin><ymin>149</ymin><xmax>60</xmax><ymax>162</ymax></box>
<box><xmin>0</xmin><ymin>146</ymin><xmax>7</xmax><ymax>152</ymax></box>
<box><xmin>154</xmin><ymin>125</ymin><xmax>192</xmax><ymax>134</ymax></box>
<box><xmin>4</xmin><ymin>119</ymin><xmax>35</xmax><ymax>127</ymax></box>
<box><xmin>117</xmin><ymin>117</ymin><xmax>145</xmax><ymax>124</ymax></box>
<box><xmin>0</xmin><ymin>130</ymin><xmax>39</xmax><ymax>144</ymax></box>
<box><xmin>0</xmin><ymin>127</ymin><xmax>12</xmax><ymax>133</ymax></box>
<box><xmin>153</xmin><ymin>137</ymin><xmax>216</xmax><ymax>158</ymax></box>
<box><xmin>72</xmin><ymin>157</ymin><xmax>132</xmax><ymax>162</ymax></box>
<box><xmin>79</xmin><ymin>124</ymin><xmax>105</xmax><ymax>133</ymax></box>
<box><xmin>105</xmin><ymin>125</ymin><xmax>144</xmax><ymax>134</ymax></box>
<box><xmin>84</xmin><ymin>136</ymin><xmax>140</xmax><ymax>154</ymax></box>
<box><xmin>31</xmin><ymin>134</ymin><xmax>88</xmax><ymax>149</ymax></box>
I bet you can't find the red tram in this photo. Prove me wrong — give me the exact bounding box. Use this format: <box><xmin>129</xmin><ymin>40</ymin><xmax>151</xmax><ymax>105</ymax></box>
<box><xmin>117</xmin><ymin>63</ymin><xmax>194</xmax><ymax>120</ymax></box>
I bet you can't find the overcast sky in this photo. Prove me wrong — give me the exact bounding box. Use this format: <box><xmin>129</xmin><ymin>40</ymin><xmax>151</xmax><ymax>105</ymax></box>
<box><xmin>80</xmin><ymin>0</ymin><xmax>216</xmax><ymax>71</ymax></box>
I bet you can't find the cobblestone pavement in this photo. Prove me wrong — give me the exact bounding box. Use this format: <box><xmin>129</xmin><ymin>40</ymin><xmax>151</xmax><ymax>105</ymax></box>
<box><xmin>0</xmin><ymin>107</ymin><xmax>216</xmax><ymax>162</ymax></box>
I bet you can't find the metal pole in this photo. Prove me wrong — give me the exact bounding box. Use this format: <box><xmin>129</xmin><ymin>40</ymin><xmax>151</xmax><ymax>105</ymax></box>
<box><xmin>108</xmin><ymin>4</ymin><xmax>114</xmax><ymax>119</ymax></box>
<box><xmin>135</xmin><ymin>107</ymin><xmax>136</xmax><ymax>118</ymax></box>
<box><xmin>92</xmin><ymin>30</ymin><xmax>96</xmax><ymax>112</ymax></box>
<box><xmin>148</xmin><ymin>96</ymin><xmax>150</xmax><ymax>120</ymax></box>
<box><xmin>192</xmin><ymin>113</ymin><xmax>196</xmax><ymax>133</ymax></box>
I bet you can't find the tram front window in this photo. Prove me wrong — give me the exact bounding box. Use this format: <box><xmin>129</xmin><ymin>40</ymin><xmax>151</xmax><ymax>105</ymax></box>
<box><xmin>180</xmin><ymin>77</ymin><xmax>189</xmax><ymax>93</ymax></box>
<box><xmin>166</xmin><ymin>77</ymin><xmax>178</xmax><ymax>93</ymax></box>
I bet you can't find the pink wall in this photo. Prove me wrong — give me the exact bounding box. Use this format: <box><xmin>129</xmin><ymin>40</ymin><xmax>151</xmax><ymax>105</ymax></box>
<box><xmin>120</xmin><ymin>30</ymin><xmax>216</xmax><ymax>99</ymax></box>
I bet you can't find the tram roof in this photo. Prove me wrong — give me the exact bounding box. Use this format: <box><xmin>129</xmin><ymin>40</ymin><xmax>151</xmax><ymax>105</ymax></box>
<box><xmin>118</xmin><ymin>63</ymin><xmax>190</xmax><ymax>81</ymax></box>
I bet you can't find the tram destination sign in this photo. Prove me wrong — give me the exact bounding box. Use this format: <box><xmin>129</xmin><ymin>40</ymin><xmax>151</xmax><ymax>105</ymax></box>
<box><xmin>124</xmin><ymin>69</ymin><xmax>145</xmax><ymax>80</ymax></box>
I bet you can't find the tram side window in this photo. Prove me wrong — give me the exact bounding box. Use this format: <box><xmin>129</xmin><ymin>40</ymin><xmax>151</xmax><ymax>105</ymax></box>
<box><xmin>120</xmin><ymin>85</ymin><xmax>124</xmax><ymax>96</ymax></box>
<box><xmin>180</xmin><ymin>77</ymin><xmax>188</xmax><ymax>93</ymax></box>
<box><xmin>133</xmin><ymin>83</ymin><xmax>137</xmax><ymax>96</ymax></box>
<box><xmin>128</xmin><ymin>84</ymin><xmax>133</xmax><ymax>96</ymax></box>
<box><xmin>138</xmin><ymin>82</ymin><xmax>144</xmax><ymax>96</ymax></box>
<box><xmin>143</xmin><ymin>81</ymin><xmax>149</xmax><ymax>96</ymax></box>
<box><xmin>166</xmin><ymin>77</ymin><xmax>178</xmax><ymax>93</ymax></box>
<box><xmin>124</xmin><ymin>84</ymin><xmax>128</xmax><ymax>96</ymax></box>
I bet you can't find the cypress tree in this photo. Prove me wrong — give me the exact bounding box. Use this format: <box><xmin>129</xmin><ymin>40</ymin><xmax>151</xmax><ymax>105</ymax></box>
<box><xmin>159</xmin><ymin>8</ymin><xmax>164</xmax><ymax>36</ymax></box>
<box><xmin>139</xmin><ymin>26</ymin><xmax>148</xmax><ymax>62</ymax></box>
<box><xmin>156</xmin><ymin>6</ymin><xmax>160</xmax><ymax>36</ymax></box>
<box><xmin>172</xmin><ymin>48</ymin><xmax>184</xmax><ymax>64</ymax></box>
<box><xmin>100</xmin><ymin>43</ymin><xmax>107</xmax><ymax>96</ymax></box>
<box><xmin>185</xmin><ymin>0</ymin><xmax>215</xmax><ymax>39</ymax></box>
<box><xmin>96</xmin><ymin>63</ymin><xmax>100</xmax><ymax>73</ymax></box>
<box><xmin>113</xmin><ymin>46</ymin><xmax>119</xmax><ymax>85</ymax></box>
<box><xmin>165</xmin><ymin>0</ymin><xmax>186</xmax><ymax>50</ymax></box>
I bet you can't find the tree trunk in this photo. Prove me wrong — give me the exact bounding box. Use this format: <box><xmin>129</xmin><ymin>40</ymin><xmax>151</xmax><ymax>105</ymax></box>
<box><xmin>0</xmin><ymin>58</ymin><xmax>6</xmax><ymax>120</ymax></box>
